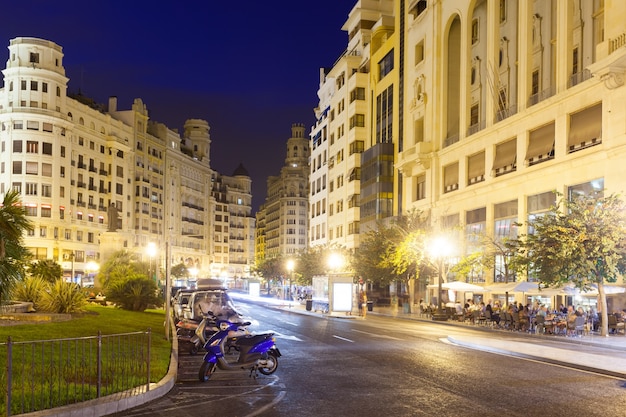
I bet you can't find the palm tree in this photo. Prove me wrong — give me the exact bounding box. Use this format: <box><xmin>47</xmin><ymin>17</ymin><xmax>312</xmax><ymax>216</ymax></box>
<box><xmin>0</xmin><ymin>190</ymin><xmax>33</xmax><ymax>303</ymax></box>
<box><xmin>29</xmin><ymin>259</ymin><xmax>63</xmax><ymax>283</ymax></box>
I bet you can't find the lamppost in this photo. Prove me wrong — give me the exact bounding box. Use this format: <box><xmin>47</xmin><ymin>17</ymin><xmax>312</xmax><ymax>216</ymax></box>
<box><xmin>69</xmin><ymin>251</ymin><xmax>75</xmax><ymax>285</ymax></box>
<box><xmin>428</xmin><ymin>236</ymin><xmax>452</xmax><ymax>318</ymax></box>
<box><xmin>286</xmin><ymin>259</ymin><xmax>295</xmax><ymax>308</ymax></box>
<box><xmin>147</xmin><ymin>242</ymin><xmax>157</xmax><ymax>284</ymax></box>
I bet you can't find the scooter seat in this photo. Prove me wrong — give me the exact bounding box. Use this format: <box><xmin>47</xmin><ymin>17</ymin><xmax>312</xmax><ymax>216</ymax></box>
<box><xmin>236</xmin><ymin>333</ymin><xmax>273</xmax><ymax>346</ymax></box>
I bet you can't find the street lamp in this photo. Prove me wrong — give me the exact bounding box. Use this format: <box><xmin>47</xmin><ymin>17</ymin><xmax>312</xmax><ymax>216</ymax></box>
<box><xmin>428</xmin><ymin>236</ymin><xmax>452</xmax><ymax>317</ymax></box>
<box><xmin>286</xmin><ymin>259</ymin><xmax>295</xmax><ymax>307</ymax></box>
<box><xmin>147</xmin><ymin>242</ymin><xmax>157</xmax><ymax>284</ymax></box>
<box><xmin>327</xmin><ymin>253</ymin><xmax>343</xmax><ymax>271</ymax></box>
<box><xmin>85</xmin><ymin>261</ymin><xmax>99</xmax><ymax>287</ymax></box>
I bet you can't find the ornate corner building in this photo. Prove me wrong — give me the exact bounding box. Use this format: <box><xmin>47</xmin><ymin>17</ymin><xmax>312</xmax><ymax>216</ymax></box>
<box><xmin>309</xmin><ymin>0</ymin><xmax>626</xmax><ymax>292</ymax></box>
<box><xmin>0</xmin><ymin>37</ymin><xmax>255</xmax><ymax>287</ymax></box>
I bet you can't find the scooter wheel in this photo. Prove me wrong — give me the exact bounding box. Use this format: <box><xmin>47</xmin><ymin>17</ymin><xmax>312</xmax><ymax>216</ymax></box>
<box><xmin>258</xmin><ymin>353</ymin><xmax>279</xmax><ymax>375</ymax></box>
<box><xmin>199</xmin><ymin>362</ymin><xmax>217</xmax><ymax>382</ymax></box>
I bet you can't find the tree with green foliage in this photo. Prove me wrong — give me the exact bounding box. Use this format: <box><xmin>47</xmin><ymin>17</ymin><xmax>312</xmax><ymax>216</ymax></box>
<box><xmin>451</xmin><ymin>233</ymin><xmax>517</xmax><ymax>283</ymax></box>
<box><xmin>28</xmin><ymin>259</ymin><xmax>63</xmax><ymax>283</ymax></box>
<box><xmin>170</xmin><ymin>263</ymin><xmax>188</xmax><ymax>279</ymax></box>
<box><xmin>253</xmin><ymin>256</ymin><xmax>286</xmax><ymax>288</ymax></box>
<box><xmin>0</xmin><ymin>190</ymin><xmax>33</xmax><ymax>304</ymax></box>
<box><xmin>352</xmin><ymin>222</ymin><xmax>400</xmax><ymax>287</ymax></box>
<box><xmin>353</xmin><ymin>210</ymin><xmax>431</xmax><ymax>306</ymax></box>
<box><xmin>105</xmin><ymin>273</ymin><xmax>162</xmax><ymax>311</ymax></box>
<box><xmin>296</xmin><ymin>243</ymin><xmax>351</xmax><ymax>285</ymax></box>
<box><xmin>510</xmin><ymin>193</ymin><xmax>626</xmax><ymax>336</ymax></box>
<box><xmin>98</xmin><ymin>250</ymin><xmax>142</xmax><ymax>289</ymax></box>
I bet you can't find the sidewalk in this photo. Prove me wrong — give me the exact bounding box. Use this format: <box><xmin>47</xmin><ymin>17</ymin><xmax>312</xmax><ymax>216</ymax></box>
<box><xmin>262</xmin><ymin>297</ymin><xmax>626</xmax><ymax>378</ymax></box>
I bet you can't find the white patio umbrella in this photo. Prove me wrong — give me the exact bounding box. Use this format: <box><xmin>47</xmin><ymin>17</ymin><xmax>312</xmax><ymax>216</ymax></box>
<box><xmin>485</xmin><ymin>281</ymin><xmax>541</xmax><ymax>293</ymax></box>
<box><xmin>571</xmin><ymin>283</ymin><xmax>626</xmax><ymax>296</ymax></box>
<box><xmin>441</xmin><ymin>281</ymin><xmax>485</xmax><ymax>292</ymax></box>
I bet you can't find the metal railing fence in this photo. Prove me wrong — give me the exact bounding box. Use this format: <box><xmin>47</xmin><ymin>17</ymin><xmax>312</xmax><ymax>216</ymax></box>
<box><xmin>1</xmin><ymin>329</ymin><xmax>151</xmax><ymax>416</ymax></box>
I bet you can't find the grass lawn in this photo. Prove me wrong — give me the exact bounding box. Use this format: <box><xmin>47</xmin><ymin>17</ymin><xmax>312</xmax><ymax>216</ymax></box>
<box><xmin>0</xmin><ymin>304</ymin><xmax>173</xmax><ymax>383</ymax></box>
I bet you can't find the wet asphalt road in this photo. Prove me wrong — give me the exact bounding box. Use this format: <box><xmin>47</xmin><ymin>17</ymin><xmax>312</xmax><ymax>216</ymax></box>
<box><xmin>108</xmin><ymin>302</ymin><xmax>626</xmax><ymax>417</ymax></box>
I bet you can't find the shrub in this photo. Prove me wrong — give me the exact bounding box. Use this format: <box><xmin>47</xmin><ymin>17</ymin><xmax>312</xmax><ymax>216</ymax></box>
<box><xmin>38</xmin><ymin>279</ymin><xmax>86</xmax><ymax>313</ymax></box>
<box><xmin>11</xmin><ymin>276</ymin><xmax>47</xmax><ymax>309</ymax></box>
<box><xmin>106</xmin><ymin>274</ymin><xmax>162</xmax><ymax>311</ymax></box>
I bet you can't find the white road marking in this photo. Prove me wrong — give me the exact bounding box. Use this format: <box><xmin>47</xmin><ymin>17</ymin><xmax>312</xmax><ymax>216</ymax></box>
<box><xmin>264</xmin><ymin>330</ymin><xmax>302</xmax><ymax>341</ymax></box>
<box><xmin>333</xmin><ymin>335</ymin><xmax>354</xmax><ymax>343</ymax></box>
<box><xmin>351</xmin><ymin>329</ymin><xmax>403</xmax><ymax>341</ymax></box>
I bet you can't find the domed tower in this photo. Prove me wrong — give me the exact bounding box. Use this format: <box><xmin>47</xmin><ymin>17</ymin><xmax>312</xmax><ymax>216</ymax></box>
<box><xmin>284</xmin><ymin>123</ymin><xmax>309</xmax><ymax>169</ymax></box>
<box><xmin>183</xmin><ymin>119</ymin><xmax>211</xmax><ymax>165</ymax></box>
<box><xmin>2</xmin><ymin>37</ymin><xmax>68</xmax><ymax>114</ymax></box>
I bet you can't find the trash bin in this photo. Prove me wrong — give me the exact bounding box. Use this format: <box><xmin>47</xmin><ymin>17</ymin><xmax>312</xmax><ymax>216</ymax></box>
<box><xmin>305</xmin><ymin>299</ymin><xmax>313</xmax><ymax>311</ymax></box>
<box><xmin>367</xmin><ymin>301</ymin><xmax>374</xmax><ymax>312</ymax></box>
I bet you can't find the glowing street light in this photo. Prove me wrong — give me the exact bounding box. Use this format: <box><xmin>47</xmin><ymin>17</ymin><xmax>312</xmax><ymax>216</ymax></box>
<box><xmin>85</xmin><ymin>261</ymin><xmax>99</xmax><ymax>287</ymax></box>
<box><xmin>428</xmin><ymin>236</ymin><xmax>453</xmax><ymax>315</ymax></box>
<box><xmin>327</xmin><ymin>253</ymin><xmax>343</xmax><ymax>271</ymax></box>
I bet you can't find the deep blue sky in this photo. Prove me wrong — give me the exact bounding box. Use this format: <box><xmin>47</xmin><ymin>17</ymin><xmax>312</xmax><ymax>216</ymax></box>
<box><xmin>0</xmin><ymin>1</ymin><xmax>356</xmax><ymax>212</ymax></box>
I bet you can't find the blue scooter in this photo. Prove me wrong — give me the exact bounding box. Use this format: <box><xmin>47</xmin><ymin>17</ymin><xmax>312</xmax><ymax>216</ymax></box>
<box><xmin>198</xmin><ymin>316</ymin><xmax>282</xmax><ymax>382</ymax></box>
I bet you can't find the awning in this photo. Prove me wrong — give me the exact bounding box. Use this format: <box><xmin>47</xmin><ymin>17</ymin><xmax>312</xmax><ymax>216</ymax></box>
<box><xmin>468</xmin><ymin>152</ymin><xmax>485</xmax><ymax>180</ymax></box>
<box><xmin>493</xmin><ymin>139</ymin><xmax>517</xmax><ymax>171</ymax></box>
<box><xmin>444</xmin><ymin>162</ymin><xmax>459</xmax><ymax>187</ymax></box>
<box><xmin>526</xmin><ymin>122</ymin><xmax>555</xmax><ymax>161</ymax></box>
<box><xmin>568</xmin><ymin>103</ymin><xmax>602</xmax><ymax>148</ymax></box>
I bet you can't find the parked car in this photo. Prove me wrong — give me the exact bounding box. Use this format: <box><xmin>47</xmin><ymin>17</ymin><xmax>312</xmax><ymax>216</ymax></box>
<box><xmin>172</xmin><ymin>289</ymin><xmax>194</xmax><ymax>322</ymax></box>
<box><xmin>182</xmin><ymin>288</ymin><xmax>241</xmax><ymax>321</ymax></box>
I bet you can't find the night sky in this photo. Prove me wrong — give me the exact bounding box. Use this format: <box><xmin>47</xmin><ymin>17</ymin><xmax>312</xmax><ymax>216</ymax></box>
<box><xmin>1</xmin><ymin>1</ymin><xmax>356</xmax><ymax>212</ymax></box>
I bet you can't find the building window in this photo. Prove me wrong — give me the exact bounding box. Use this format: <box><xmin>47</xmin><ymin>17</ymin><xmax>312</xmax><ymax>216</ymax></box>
<box><xmin>27</xmin><ymin>141</ymin><xmax>38</xmax><ymax>153</ymax></box>
<box><xmin>41</xmin><ymin>207</ymin><xmax>51</xmax><ymax>218</ymax></box>
<box><xmin>415</xmin><ymin>40</ymin><xmax>425</xmax><ymax>65</ymax></box>
<box><xmin>42</xmin><ymin>163</ymin><xmax>52</xmax><ymax>177</ymax></box>
<box><xmin>350</xmin><ymin>87</ymin><xmax>365</xmax><ymax>102</ymax></box>
<box><xmin>531</xmin><ymin>70</ymin><xmax>540</xmax><ymax>95</ymax></box>
<box><xmin>25</xmin><ymin>183</ymin><xmax>37</xmax><ymax>196</ymax></box>
<box><xmin>30</xmin><ymin>81</ymin><xmax>38</xmax><ymax>91</ymax></box>
<box><xmin>30</xmin><ymin>52</ymin><xmax>39</xmax><ymax>63</ymax></box>
<box><xmin>376</xmin><ymin>85</ymin><xmax>394</xmax><ymax>143</ymax></box>
<box><xmin>26</xmin><ymin>162</ymin><xmax>38</xmax><ymax>175</ymax></box>
<box><xmin>13</xmin><ymin>161</ymin><xmax>22</xmax><ymax>174</ymax></box>
<box><xmin>378</xmin><ymin>49</ymin><xmax>394</xmax><ymax>79</ymax></box>
<box><xmin>416</xmin><ymin>175</ymin><xmax>426</xmax><ymax>200</ymax></box>
<box><xmin>471</xmin><ymin>19</ymin><xmax>479</xmax><ymax>44</ymax></box>
<box><xmin>349</xmin><ymin>140</ymin><xmax>364</xmax><ymax>155</ymax></box>
<box><xmin>349</xmin><ymin>114</ymin><xmax>365</xmax><ymax>129</ymax></box>
<box><xmin>13</xmin><ymin>140</ymin><xmax>22</xmax><ymax>153</ymax></box>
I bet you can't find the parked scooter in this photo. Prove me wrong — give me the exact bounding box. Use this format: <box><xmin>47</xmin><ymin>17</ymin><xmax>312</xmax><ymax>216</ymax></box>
<box><xmin>188</xmin><ymin>312</ymin><xmax>245</xmax><ymax>355</ymax></box>
<box><xmin>176</xmin><ymin>318</ymin><xmax>204</xmax><ymax>354</ymax></box>
<box><xmin>198</xmin><ymin>316</ymin><xmax>282</xmax><ymax>382</ymax></box>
